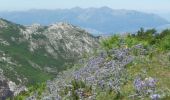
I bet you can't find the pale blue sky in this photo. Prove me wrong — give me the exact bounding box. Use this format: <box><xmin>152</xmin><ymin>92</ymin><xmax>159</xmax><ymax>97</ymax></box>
<box><xmin>0</xmin><ymin>0</ymin><xmax>170</xmax><ymax>13</ymax></box>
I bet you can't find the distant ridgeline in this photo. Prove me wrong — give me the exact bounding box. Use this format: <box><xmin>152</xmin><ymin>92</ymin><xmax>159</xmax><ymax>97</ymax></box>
<box><xmin>0</xmin><ymin>7</ymin><xmax>169</xmax><ymax>35</ymax></box>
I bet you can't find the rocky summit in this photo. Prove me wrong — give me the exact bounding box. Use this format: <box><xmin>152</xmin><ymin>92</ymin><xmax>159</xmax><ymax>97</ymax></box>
<box><xmin>0</xmin><ymin>18</ymin><xmax>99</xmax><ymax>97</ymax></box>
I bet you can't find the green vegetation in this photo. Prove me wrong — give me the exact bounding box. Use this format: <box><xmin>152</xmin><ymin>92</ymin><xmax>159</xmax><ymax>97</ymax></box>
<box><xmin>13</xmin><ymin>83</ymin><xmax>46</xmax><ymax>100</ymax></box>
<box><xmin>98</xmin><ymin>28</ymin><xmax>170</xmax><ymax>99</ymax></box>
<box><xmin>100</xmin><ymin>34</ymin><xmax>121</xmax><ymax>50</ymax></box>
<box><xmin>61</xmin><ymin>80</ymin><xmax>93</xmax><ymax>100</ymax></box>
<box><xmin>101</xmin><ymin>28</ymin><xmax>170</xmax><ymax>51</ymax></box>
<box><xmin>31</xmin><ymin>34</ymin><xmax>47</xmax><ymax>39</ymax></box>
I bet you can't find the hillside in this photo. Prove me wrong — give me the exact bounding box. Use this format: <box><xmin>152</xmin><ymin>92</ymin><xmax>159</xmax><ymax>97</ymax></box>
<box><xmin>0</xmin><ymin>18</ymin><xmax>170</xmax><ymax>100</ymax></box>
<box><xmin>0</xmin><ymin>7</ymin><xmax>169</xmax><ymax>34</ymax></box>
<box><xmin>14</xmin><ymin>28</ymin><xmax>170</xmax><ymax>100</ymax></box>
<box><xmin>0</xmin><ymin>18</ymin><xmax>98</xmax><ymax>86</ymax></box>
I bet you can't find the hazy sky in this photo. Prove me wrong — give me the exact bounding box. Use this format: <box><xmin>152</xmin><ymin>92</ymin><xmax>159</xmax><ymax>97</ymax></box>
<box><xmin>0</xmin><ymin>0</ymin><xmax>170</xmax><ymax>13</ymax></box>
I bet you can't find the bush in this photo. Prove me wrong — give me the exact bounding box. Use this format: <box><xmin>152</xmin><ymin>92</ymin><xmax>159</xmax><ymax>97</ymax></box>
<box><xmin>100</xmin><ymin>34</ymin><xmax>121</xmax><ymax>50</ymax></box>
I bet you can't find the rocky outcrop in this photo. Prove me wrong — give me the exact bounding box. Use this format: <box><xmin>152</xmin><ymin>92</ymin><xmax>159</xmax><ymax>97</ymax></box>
<box><xmin>0</xmin><ymin>69</ymin><xmax>13</xmax><ymax>100</ymax></box>
<box><xmin>0</xmin><ymin>69</ymin><xmax>27</xmax><ymax>99</ymax></box>
<box><xmin>21</xmin><ymin>22</ymin><xmax>98</xmax><ymax>57</ymax></box>
<box><xmin>0</xmin><ymin>80</ymin><xmax>13</xmax><ymax>100</ymax></box>
<box><xmin>0</xmin><ymin>19</ymin><xmax>8</xmax><ymax>28</ymax></box>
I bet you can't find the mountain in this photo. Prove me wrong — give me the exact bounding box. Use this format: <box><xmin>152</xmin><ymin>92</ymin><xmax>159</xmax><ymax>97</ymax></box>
<box><xmin>158</xmin><ymin>12</ymin><xmax>170</xmax><ymax>22</ymax></box>
<box><xmin>0</xmin><ymin>7</ymin><xmax>169</xmax><ymax>34</ymax></box>
<box><xmin>156</xmin><ymin>24</ymin><xmax>170</xmax><ymax>32</ymax></box>
<box><xmin>0</xmin><ymin>18</ymin><xmax>98</xmax><ymax>87</ymax></box>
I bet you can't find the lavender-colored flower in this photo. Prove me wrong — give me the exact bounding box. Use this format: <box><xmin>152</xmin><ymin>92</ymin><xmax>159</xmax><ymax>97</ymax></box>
<box><xmin>108</xmin><ymin>80</ymin><xmax>113</xmax><ymax>89</ymax></box>
<box><xmin>150</xmin><ymin>94</ymin><xmax>160</xmax><ymax>100</ymax></box>
<box><xmin>134</xmin><ymin>77</ymin><xmax>144</xmax><ymax>92</ymax></box>
<box><xmin>74</xmin><ymin>72</ymin><xmax>81</xmax><ymax>80</ymax></box>
<box><xmin>145</xmin><ymin>77</ymin><xmax>157</xmax><ymax>88</ymax></box>
<box><xmin>98</xmin><ymin>80</ymin><xmax>105</xmax><ymax>90</ymax></box>
<box><xmin>134</xmin><ymin>76</ymin><xmax>158</xmax><ymax>97</ymax></box>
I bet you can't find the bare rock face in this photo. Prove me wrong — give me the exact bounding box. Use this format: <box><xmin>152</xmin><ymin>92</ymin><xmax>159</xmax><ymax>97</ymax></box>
<box><xmin>0</xmin><ymin>69</ymin><xmax>27</xmax><ymax>99</ymax></box>
<box><xmin>0</xmin><ymin>19</ymin><xmax>8</xmax><ymax>28</ymax></box>
<box><xmin>8</xmin><ymin>81</ymin><xmax>27</xmax><ymax>96</ymax></box>
<box><xmin>0</xmin><ymin>80</ymin><xmax>13</xmax><ymax>100</ymax></box>
<box><xmin>21</xmin><ymin>22</ymin><xmax>99</xmax><ymax>57</ymax></box>
<box><xmin>0</xmin><ymin>69</ymin><xmax>13</xmax><ymax>100</ymax></box>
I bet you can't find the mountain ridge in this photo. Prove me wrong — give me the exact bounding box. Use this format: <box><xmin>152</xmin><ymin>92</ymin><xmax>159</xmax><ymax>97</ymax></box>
<box><xmin>0</xmin><ymin>7</ymin><xmax>169</xmax><ymax>34</ymax></box>
<box><xmin>0</xmin><ymin>18</ymin><xmax>99</xmax><ymax>86</ymax></box>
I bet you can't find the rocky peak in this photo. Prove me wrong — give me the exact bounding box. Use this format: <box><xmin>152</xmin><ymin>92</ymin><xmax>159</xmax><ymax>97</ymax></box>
<box><xmin>29</xmin><ymin>23</ymin><xmax>41</xmax><ymax>29</ymax></box>
<box><xmin>25</xmin><ymin>23</ymin><xmax>42</xmax><ymax>32</ymax></box>
<box><xmin>48</xmin><ymin>22</ymin><xmax>75</xmax><ymax>30</ymax></box>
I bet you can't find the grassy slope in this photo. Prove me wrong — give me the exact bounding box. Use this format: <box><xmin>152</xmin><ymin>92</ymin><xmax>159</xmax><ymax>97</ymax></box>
<box><xmin>96</xmin><ymin>29</ymin><xmax>170</xmax><ymax>99</ymax></box>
